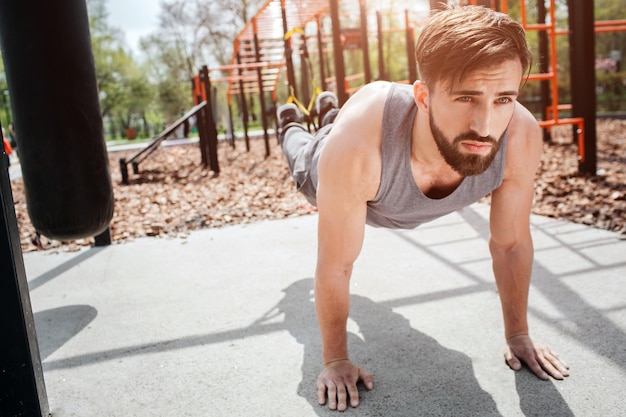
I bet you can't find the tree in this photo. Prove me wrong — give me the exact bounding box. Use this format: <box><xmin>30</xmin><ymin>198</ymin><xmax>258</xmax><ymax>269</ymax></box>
<box><xmin>87</xmin><ymin>0</ymin><xmax>159</xmax><ymax>138</ymax></box>
<box><xmin>138</xmin><ymin>0</ymin><xmax>265</xmax><ymax>122</ymax></box>
<box><xmin>143</xmin><ymin>0</ymin><xmax>259</xmax><ymax>81</ymax></box>
<box><xmin>141</xmin><ymin>34</ymin><xmax>194</xmax><ymax>122</ymax></box>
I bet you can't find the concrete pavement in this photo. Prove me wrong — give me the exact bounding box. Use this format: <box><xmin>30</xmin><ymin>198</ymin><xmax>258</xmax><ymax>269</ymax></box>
<box><xmin>23</xmin><ymin>204</ymin><xmax>626</xmax><ymax>416</ymax></box>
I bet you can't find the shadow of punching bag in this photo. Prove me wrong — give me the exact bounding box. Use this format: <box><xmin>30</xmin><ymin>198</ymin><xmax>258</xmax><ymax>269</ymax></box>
<box><xmin>0</xmin><ymin>0</ymin><xmax>114</xmax><ymax>241</ymax></box>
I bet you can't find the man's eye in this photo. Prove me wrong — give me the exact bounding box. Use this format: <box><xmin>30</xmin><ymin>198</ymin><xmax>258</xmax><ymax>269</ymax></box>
<box><xmin>497</xmin><ymin>97</ymin><xmax>513</xmax><ymax>104</ymax></box>
<box><xmin>457</xmin><ymin>96</ymin><xmax>472</xmax><ymax>102</ymax></box>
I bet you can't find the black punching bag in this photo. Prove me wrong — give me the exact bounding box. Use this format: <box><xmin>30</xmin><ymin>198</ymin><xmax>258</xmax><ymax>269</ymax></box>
<box><xmin>0</xmin><ymin>0</ymin><xmax>114</xmax><ymax>241</ymax></box>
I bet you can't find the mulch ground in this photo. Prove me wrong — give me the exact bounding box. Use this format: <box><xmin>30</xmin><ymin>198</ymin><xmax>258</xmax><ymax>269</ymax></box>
<box><xmin>10</xmin><ymin>118</ymin><xmax>626</xmax><ymax>253</ymax></box>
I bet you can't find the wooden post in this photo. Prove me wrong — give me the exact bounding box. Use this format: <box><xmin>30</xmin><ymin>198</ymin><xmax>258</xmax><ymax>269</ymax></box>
<box><xmin>568</xmin><ymin>0</ymin><xmax>596</xmax><ymax>174</ymax></box>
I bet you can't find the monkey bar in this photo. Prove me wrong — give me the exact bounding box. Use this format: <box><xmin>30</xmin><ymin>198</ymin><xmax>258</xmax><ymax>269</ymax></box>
<box><xmin>229</xmin><ymin>0</ymin><xmax>331</xmax><ymax>100</ymax></box>
<box><xmin>198</xmin><ymin>0</ymin><xmax>424</xmax><ymax>155</ymax></box>
<box><xmin>196</xmin><ymin>0</ymin><xmax>623</xmax><ymax>176</ymax></box>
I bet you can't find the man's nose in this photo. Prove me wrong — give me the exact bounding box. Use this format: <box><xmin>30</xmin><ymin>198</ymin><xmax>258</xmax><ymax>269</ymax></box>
<box><xmin>469</xmin><ymin>105</ymin><xmax>492</xmax><ymax>138</ymax></box>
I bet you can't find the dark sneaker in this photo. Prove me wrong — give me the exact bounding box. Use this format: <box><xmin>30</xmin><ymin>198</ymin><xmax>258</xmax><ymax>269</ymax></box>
<box><xmin>277</xmin><ymin>103</ymin><xmax>303</xmax><ymax>129</ymax></box>
<box><xmin>316</xmin><ymin>91</ymin><xmax>339</xmax><ymax>127</ymax></box>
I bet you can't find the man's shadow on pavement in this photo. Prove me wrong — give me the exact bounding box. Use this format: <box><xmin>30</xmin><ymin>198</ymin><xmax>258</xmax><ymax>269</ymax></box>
<box><xmin>279</xmin><ymin>278</ymin><xmax>573</xmax><ymax>417</ymax></box>
<box><xmin>279</xmin><ymin>278</ymin><xmax>499</xmax><ymax>416</ymax></box>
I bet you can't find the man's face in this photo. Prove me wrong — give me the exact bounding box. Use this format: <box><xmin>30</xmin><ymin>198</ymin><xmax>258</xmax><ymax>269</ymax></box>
<box><xmin>429</xmin><ymin>112</ymin><xmax>503</xmax><ymax>176</ymax></box>
<box><xmin>426</xmin><ymin>60</ymin><xmax>523</xmax><ymax>176</ymax></box>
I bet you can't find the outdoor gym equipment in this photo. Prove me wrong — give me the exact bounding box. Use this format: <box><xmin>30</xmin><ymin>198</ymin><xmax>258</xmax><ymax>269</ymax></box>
<box><xmin>119</xmin><ymin>101</ymin><xmax>217</xmax><ymax>184</ymax></box>
<box><xmin>0</xmin><ymin>0</ymin><xmax>113</xmax><ymax>242</ymax></box>
<box><xmin>0</xmin><ymin>1</ymin><xmax>113</xmax><ymax>415</ymax></box>
<box><xmin>120</xmin><ymin>65</ymin><xmax>220</xmax><ymax>184</ymax></box>
<box><xmin>221</xmin><ymin>0</ymin><xmax>621</xmax><ymax>176</ymax></box>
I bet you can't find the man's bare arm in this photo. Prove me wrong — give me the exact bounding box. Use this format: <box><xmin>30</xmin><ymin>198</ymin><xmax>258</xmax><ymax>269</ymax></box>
<box><xmin>313</xmin><ymin>83</ymin><xmax>388</xmax><ymax>410</ymax></box>
<box><xmin>489</xmin><ymin>105</ymin><xmax>569</xmax><ymax>380</ymax></box>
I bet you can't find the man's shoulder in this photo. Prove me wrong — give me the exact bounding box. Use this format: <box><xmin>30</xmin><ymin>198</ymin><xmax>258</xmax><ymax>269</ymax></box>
<box><xmin>341</xmin><ymin>81</ymin><xmax>392</xmax><ymax>109</ymax></box>
<box><xmin>331</xmin><ymin>82</ymin><xmax>392</xmax><ymax>136</ymax></box>
<box><xmin>510</xmin><ymin>102</ymin><xmax>541</xmax><ymax>135</ymax></box>
<box><xmin>501</xmin><ymin>102</ymin><xmax>543</xmax><ymax>177</ymax></box>
<box><xmin>348</xmin><ymin>81</ymin><xmax>415</xmax><ymax>116</ymax></box>
<box><xmin>504</xmin><ymin>103</ymin><xmax>542</xmax><ymax>151</ymax></box>
<box><xmin>318</xmin><ymin>83</ymin><xmax>387</xmax><ymax>200</ymax></box>
<box><xmin>359</xmin><ymin>80</ymin><xmax>394</xmax><ymax>93</ymax></box>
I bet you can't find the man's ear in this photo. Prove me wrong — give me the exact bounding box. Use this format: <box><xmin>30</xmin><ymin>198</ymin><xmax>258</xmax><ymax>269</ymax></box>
<box><xmin>413</xmin><ymin>80</ymin><xmax>429</xmax><ymax>112</ymax></box>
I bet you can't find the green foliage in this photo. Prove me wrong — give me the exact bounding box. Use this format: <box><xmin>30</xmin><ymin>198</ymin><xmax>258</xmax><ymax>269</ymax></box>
<box><xmin>157</xmin><ymin>77</ymin><xmax>192</xmax><ymax>123</ymax></box>
<box><xmin>0</xmin><ymin>61</ymin><xmax>10</xmax><ymax>128</ymax></box>
<box><xmin>597</xmin><ymin>71</ymin><xmax>626</xmax><ymax>112</ymax></box>
<box><xmin>137</xmin><ymin>0</ymin><xmax>265</xmax><ymax>126</ymax></box>
<box><xmin>87</xmin><ymin>0</ymin><xmax>160</xmax><ymax>139</ymax></box>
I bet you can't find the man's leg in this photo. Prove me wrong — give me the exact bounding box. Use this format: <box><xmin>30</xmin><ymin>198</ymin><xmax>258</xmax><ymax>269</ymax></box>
<box><xmin>277</xmin><ymin>103</ymin><xmax>320</xmax><ymax>206</ymax></box>
<box><xmin>277</xmin><ymin>96</ymin><xmax>339</xmax><ymax>205</ymax></box>
<box><xmin>316</xmin><ymin>92</ymin><xmax>339</xmax><ymax>127</ymax></box>
<box><xmin>277</xmin><ymin>103</ymin><xmax>312</xmax><ymax>177</ymax></box>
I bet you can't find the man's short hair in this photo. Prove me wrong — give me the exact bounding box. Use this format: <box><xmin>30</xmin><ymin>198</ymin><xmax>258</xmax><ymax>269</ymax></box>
<box><xmin>415</xmin><ymin>6</ymin><xmax>532</xmax><ymax>89</ymax></box>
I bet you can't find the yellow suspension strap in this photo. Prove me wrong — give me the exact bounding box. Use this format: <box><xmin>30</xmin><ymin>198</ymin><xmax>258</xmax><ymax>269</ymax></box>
<box><xmin>286</xmin><ymin>85</ymin><xmax>321</xmax><ymax>118</ymax></box>
<box><xmin>284</xmin><ymin>27</ymin><xmax>323</xmax><ymax>122</ymax></box>
<box><xmin>284</xmin><ymin>26</ymin><xmax>305</xmax><ymax>40</ymax></box>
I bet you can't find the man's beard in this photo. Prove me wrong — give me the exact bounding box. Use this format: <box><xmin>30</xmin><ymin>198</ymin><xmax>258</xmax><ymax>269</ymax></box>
<box><xmin>429</xmin><ymin>111</ymin><xmax>503</xmax><ymax>176</ymax></box>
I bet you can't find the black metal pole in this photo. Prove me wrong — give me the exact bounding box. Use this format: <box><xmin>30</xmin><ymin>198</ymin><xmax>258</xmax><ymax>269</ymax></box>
<box><xmin>94</xmin><ymin>227</ymin><xmax>111</xmax><ymax>246</ymax></box>
<box><xmin>197</xmin><ymin>108</ymin><xmax>209</xmax><ymax>167</ymax></box>
<box><xmin>300</xmin><ymin>38</ymin><xmax>311</xmax><ymax>110</ymax></box>
<box><xmin>1</xmin><ymin>123</ymin><xmax>49</xmax><ymax>417</ymax></box>
<box><xmin>330</xmin><ymin>0</ymin><xmax>348</xmax><ymax>104</ymax></box>
<box><xmin>538</xmin><ymin>0</ymin><xmax>551</xmax><ymax>142</ymax></box>
<box><xmin>316</xmin><ymin>16</ymin><xmax>327</xmax><ymax>91</ymax></box>
<box><xmin>252</xmin><ymin>19</ymin><xmax>271</xmax><ymax>157</ymax></box>
<box><xmin>280</xmin><ymin>0</ymin><xmax>298</xmax><ymax>98</ymax></box>
<box><xmin>568</xmin><ymin>0</ymin><xmax>596</xmax><ymax>175</ymax></box>
<box><xmin>201</xmin><ymin>66</ymin><xmax>220</xmax><ymax>174</ymax></box>
<box><xmin>272</xmin><ymin>95</ymin><xmax>280</xmax><ymax>144</ymax></box>
<box><xmin>196</xmin><ymin>70</ymin><xmax>210</xmax><ymax>167</ymax></box>
<box><xmin>236</xmin><ymin>51</ymin><xmax>250</xmax><ymax>152</ymax></box>
<box><xmin>227</xmin><ymin>102</ymin><xmax>236</xmax><ymax>149</ymax></box>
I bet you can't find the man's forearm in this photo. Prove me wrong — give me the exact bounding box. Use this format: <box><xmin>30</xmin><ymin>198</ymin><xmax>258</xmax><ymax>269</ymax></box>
<box><xmin>315</xmin><ymin>265</ymin><xmax>352</xmax><ymax>363</ymax></box>
<box><xmin>490</xmin><ymin>239</ymin><xmax>533</xmax><ymax>339</ymax></box>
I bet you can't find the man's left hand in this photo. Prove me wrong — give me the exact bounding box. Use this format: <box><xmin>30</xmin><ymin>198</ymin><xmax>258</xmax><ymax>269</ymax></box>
<box><xmin>504</xmin><ymin>334</ymin><xmax>569</xmax><ymax>380</ymax></box>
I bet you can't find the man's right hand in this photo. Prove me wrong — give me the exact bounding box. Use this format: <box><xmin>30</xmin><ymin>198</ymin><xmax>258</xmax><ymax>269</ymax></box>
<box><xmin>316</xmin><ymin>359</ymin><xmax>374</xmax><ymax>411</ymax></box>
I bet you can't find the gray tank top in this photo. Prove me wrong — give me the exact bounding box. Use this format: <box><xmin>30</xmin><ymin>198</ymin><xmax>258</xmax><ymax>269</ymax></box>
<box><xmin>365</xmin><ymin>83</ymin><xmax>507</xmax><ymax>229</ymax></box>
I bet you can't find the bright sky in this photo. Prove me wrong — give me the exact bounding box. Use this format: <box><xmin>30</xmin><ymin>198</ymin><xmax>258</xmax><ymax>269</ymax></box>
<box><xmin>106</xmin><ymin>0</ymin><xmax>161</xmax><ymax>55</ymax></box>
